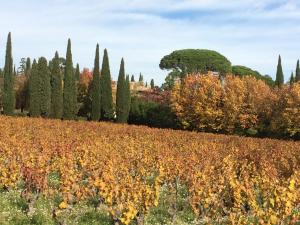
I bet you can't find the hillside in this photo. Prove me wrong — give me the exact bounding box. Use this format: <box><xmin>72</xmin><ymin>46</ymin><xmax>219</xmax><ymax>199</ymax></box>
<box><xmin>0</xmin><ymin>116</ymin><xmax>299</xmax><ymax>224</ymax></box>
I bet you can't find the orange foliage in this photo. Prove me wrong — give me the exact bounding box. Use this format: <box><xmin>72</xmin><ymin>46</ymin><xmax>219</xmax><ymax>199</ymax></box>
<box><xmin>172</xmin><ymin>74</ymin><xmax>276</xmax><ymax>134</ymax></box>
<box><xmin>171</xmin><ymin>73</ymin><xmax>223</xmax><ymax>132</ymax></box>
<box><xmin>0</xmin><ymin>116</ymin><xmax>299</xmax><ymax>224</ymax></box>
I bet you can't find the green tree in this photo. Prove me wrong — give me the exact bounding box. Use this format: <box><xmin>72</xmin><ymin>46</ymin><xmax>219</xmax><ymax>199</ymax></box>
<box><xmin>131</xmin><ymin>75</ymin><xmax>135</xmax><ymax>82</ymax></box>
<box><xmin>38</xmin><ymin>57</ymin><xmax>51</xmax><ymax>117</ymax></box>
<box><xmin>138</xmin><ymin>73</ymin><xmax>143</xmax><ymax>82</ymax></box>
<box><xmin>63</xmin><ymin>39</ymin><xmax>77</xmax><ymax>120</ymax></box>
<box><xmin>160</xmin><ymin>49</ymin><xmax>232</xmax><ymax>76</ymax></box>
<box><xmin>29</xmin><ymin>60</ymin><xmax>40</xmax><ymax>117</ymax></box>
<box><xmin>125</xmin><ymin>75</ymin><xmax>131</xmax><ymax>120</ymax></box>
<box><xmin>162</xmin><ymin>69</ymin><xmax>181</xmax><ymax>90</ymax></box>
<box><xmin>295</xmin><ymin>60</ymin><xmax>300</xmax><ymax>82</ymax></box>
<box><xmin>232</xmin><ymin>65</ymin><xmax>275</xmax><ymax>87</ymax></box>
<box><xmin>275</xmin><ymin>55</ymin><xmax>284</xmax><ymax>87</ymax></box>
<box><xmin>75</xmin><ymin>63</ymin><xmax>80</xmax><ymax>81</ymax></box>
<box><xmin>21</xmin><ymin>57</ymin><xmax>31</xmax><ymax>111</ymax></box>
<box><xmin>3</xmin><ymin>32</ymin><xmax>15</xmax><ymax>115</ymax></box>
<box><xmin>18</xmin><ymin>58</ymin><xmax>26</xmax><ymax>74</ymax></box>
<box><xmin>91</xmin><ymin>44</ymin><xmax>101</xmax><ymax>121</ymax></box>
<box><xmin>150</xmin><ymin>79</ymin><xmax>155</xmax><ymax>89</ymax></box>
<box><xmin>25</xmin><ymin>57</ymin><xmax>31</xmax><ymax>76</ymax></box>
<box><xmin>116</xmin><ymin>58</ymin><xmax>127</xmax><ymax>123</ymax></box>
<box><xmin>290</xmin><ymin>72</ymin><xmax>295</xmax><ymax>85</ymax></box>
<box><xmin>51</xmin><ymin>52</ymin><xmax>63</xmax><ymax>119</ymax></box>
<box><xmin>100</xmin><ymin>49</ymin><xmax>114</xmax><ymax>120</ymax></box>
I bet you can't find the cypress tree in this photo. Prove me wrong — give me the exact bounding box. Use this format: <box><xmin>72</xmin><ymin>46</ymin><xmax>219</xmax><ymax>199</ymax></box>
<box><xmin>290</xmin><ymin>72</ymin><xmax>295</xmax><ymax>85</ymax></box>
<box><xmin>138</xmin><ymin>73</ymin><xmax>143</xmax><ymax>82</ymax></box>
<box><xmin>75</xmin><ymin>63</ymin><xmax>80</xmax><ymax>81</ymax></box>
<box><xmin>63</xmin><ymin>39</ymin><xmax>77</xmax><ymax>120</ymax></box>
<box><xmin>150</xmin><ymin>79</ymin><xmax>155</xmax><ymax>89</ymax></box>
<box><xmin>145</xmin><ymin>82</ymin><xmax>148</xmax><ymax>87</ymax></box>
<box><xmin>296</xmin><ymin>60</ymin><xmax>300</xmax><ymax>82</ymax></box>
<box><xmin>29</xmin><ymin>60</ymin><xmax>40</xmax><ymax>117</ymax></box>
<box><xmin>100</xmin><ymin>49</ymin><xmax>113</xmax><ymax>120</ymax></box>
<box><xmin>25</xmin><ymin>57</ymin><xmax>31</xmax><ymax>77</ymax></box>
<box><xmin>3</xmin><ymin>32</ymin><xmax>15</xmax><ymax>115</ymax></box>
<box><xmin>51</xmin><ymin>52</ymin><xmax>63</xmax><ymax>119</ymax></box>
<box><xmin>125</xmin><ymin>75</ymin><xmax>131</xmax><ymax>120</ymax></box>
<box><xmin>131</xmin><ymin>75</ymin><xmax>135</xmax><ymax>82</ymax></box>
<box><xmin>38</xmin><ymin>57</ymin><xmax>51</xmax><ymax>117</ymax></box>
<box><xmin>116</xmin><ymin>58</ymin><xmax>127</xmax><ymax>123</ymax></box>
<box><xmin>91</xmin><ymin>44</ymin><xmax>101</xmax><ymax>121</ymax></box>
<box><xmin>275</xmin><ymin>55</ymin><xmax>284</xmax><ymax>87</ymax></box>
<box><xmin>22</xmin><ymin>57</ymin><xmax>31</xmax><ymax>111</ymax></box>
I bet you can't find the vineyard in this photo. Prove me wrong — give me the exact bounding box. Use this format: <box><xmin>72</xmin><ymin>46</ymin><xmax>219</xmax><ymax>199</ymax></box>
<box><xmin>0</xmin><ymin>116</ymin><xmax>300</xmax><ymax>225</ymax></box>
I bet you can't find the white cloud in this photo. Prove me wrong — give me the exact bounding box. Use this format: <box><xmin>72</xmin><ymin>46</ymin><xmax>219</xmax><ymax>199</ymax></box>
<box><xmin>0</xmin><ymin>0</ymin><xmax>299</xmax><ymax>84</ymax></box>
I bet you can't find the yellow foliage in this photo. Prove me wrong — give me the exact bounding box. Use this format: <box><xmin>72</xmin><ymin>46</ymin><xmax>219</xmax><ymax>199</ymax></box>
<box><xmin>0</xmin><ymin>116</ymin><xmax>299</xmax><ymax>224</ymax></box>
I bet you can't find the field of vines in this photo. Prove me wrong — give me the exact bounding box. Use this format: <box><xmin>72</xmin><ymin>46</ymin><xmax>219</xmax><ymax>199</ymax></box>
<box><xmin>0</xmin><ymin>116</ymin><xmax>299</xmax><ymax>225</ymax></box>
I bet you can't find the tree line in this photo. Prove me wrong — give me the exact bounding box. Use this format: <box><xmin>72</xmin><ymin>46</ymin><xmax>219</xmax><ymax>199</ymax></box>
<box><xmin>1</xmin><ymin>33</ymin><xmax>131</xmax><ymax>123</ymax></box>
<box><xmin>160</xmin><ymin>49</ymin><xmax>300</xmax><ymax>89</ymax></box>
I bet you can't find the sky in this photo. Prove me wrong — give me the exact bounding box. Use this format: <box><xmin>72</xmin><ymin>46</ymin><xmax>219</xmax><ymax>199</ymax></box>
<box><xmin>0</xmin><ymin>0</ymin><xmax>300</xmax><ymax>85</ymax></box>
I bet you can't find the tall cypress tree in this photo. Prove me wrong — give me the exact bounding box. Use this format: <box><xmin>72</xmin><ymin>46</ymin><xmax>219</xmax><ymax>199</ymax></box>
<box><xmin>290</xmin><ymin>72</ymin><xmax>295</xmax><ymax>85</ymax></box>
<box><xmin>22</xmin><ymin>57</ymin><xmax>31</xmax><ymax>111</ymax></box>
<box><xmin>63</xmin><ymin>39</ymin><xmax>76</xmax><ymax>120</ymax></box>
<box><xmin>51</xmin><ymin>52</ymin><xmax>63</xmax><ymax>119</ymax></box>
<box><xmin>116</xmin><ymin>58</ymin><xmax>127</xmax><ymax>123</ymax></box>
<box><xmin>38</xmin><ymin>57</ymin><xmax>51</xmax><ymax>117</ymax></box>
<box><xmin>75</xmin><ymin>63</ymin><xmax>80</xmax><ymax>81</ymax></box>
<box><xmin>100</xmin><ymin>49</ymin><xmax>113</xmax><ymax>120</ymax></box>
<box><xmin>3</xmin><ymin>32</ymin><xmax>15</xmax><ymax>115</ymax></box>
<box><xmin>138</xmin><ymin>73</ymin><xmax>143</xmax><ymax>82</ymax></box>
<box><xmin>296</xmin><ymin>60</ymin><xmax>300</xmax><ymax>82</ymax></box>
<box><xmin>150</xmin><ymin>79</ymin><xmax>155</xmax><ymax>89</ymax></box>
<box><xmin>29</xmin><ymin>60</ymin><xmax>40</xmax><ymax>117</ymax></box>
<box><xmin>275</xmin><ymin>55</ymin><xmax>284</xmax><ymax>87</ymax></box>
<box><xmin>25</xmin><ymin>57</ymin><xmax>31</xmax><ymax>77</ymax></box>
<box><xmin>125</xmin><ymin>75</ymin><xmax>131</xmax><ymax>120</ymax></box>
<box><xmin>131</xmin><ymin>75</ymin><xmax>135</xmax><ymax>82</ymax></box>
<box><xmin>91</xmin><ymin>44</ymin><xmax>101</xmax><ymax>121</ymax></box>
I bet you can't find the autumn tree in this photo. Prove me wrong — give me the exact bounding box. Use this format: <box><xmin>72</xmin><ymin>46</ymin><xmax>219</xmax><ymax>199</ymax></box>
<box><xmin>51</xmin><ymin>52</ymin><xmax>63</xmax><ymax>119</ymax></box>
<box><xmin>171</xmin><ymin>74</ymin><xmax>224</xmax><ymax>132</ymax></box>
<box><xmin>230</xmin><ymin>76</ymin><xmax>275</xmax><ymax>134</ymax></box>
<box><xmin>91</xmin><ymin>44</ymin><xmax>101</xmax><ymax>121</ymax></box>
<box><xmin>116</xmin><ymin>58</ymin><xmax>127</xmax><ymax>123</ymax></box>
<box><xmin>275</xmin><ymin>55</ymin><xmax>284</xmax><ymax>87</ymax></box>
<box><xmin>3</xmin><ymin>32</ymin><xmax>15</xmax><ymax>115</ymax></box>
<box><xmin>63</xmin><ymin>39</ymin><xmax>77</xmax><ymax>120</ymax></box>
<box><xmin>100</xmin><ymin>49</ymin><xmax>114</xmax><ymax>120</ymax></box>
<box><xmin>283</xmin><ymin>83</ymin><xmax>300</xmax><ymax>138</ymax></box>
<box><xmin>271</xmin><ymin>83</ymin><xmax>300</xmax><ymax>138</ymax></box>
<box><xmin>172</xmin><ymin>74</ymin><xmax>275</xmax><ymax>135</ymax></box>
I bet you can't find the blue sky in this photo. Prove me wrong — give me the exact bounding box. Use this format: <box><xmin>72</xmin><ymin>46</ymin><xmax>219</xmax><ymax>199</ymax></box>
<box><xmin>0</xmin><ymin>0</ymin><xmax>300</xmax><ymax>84</ymax></box>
